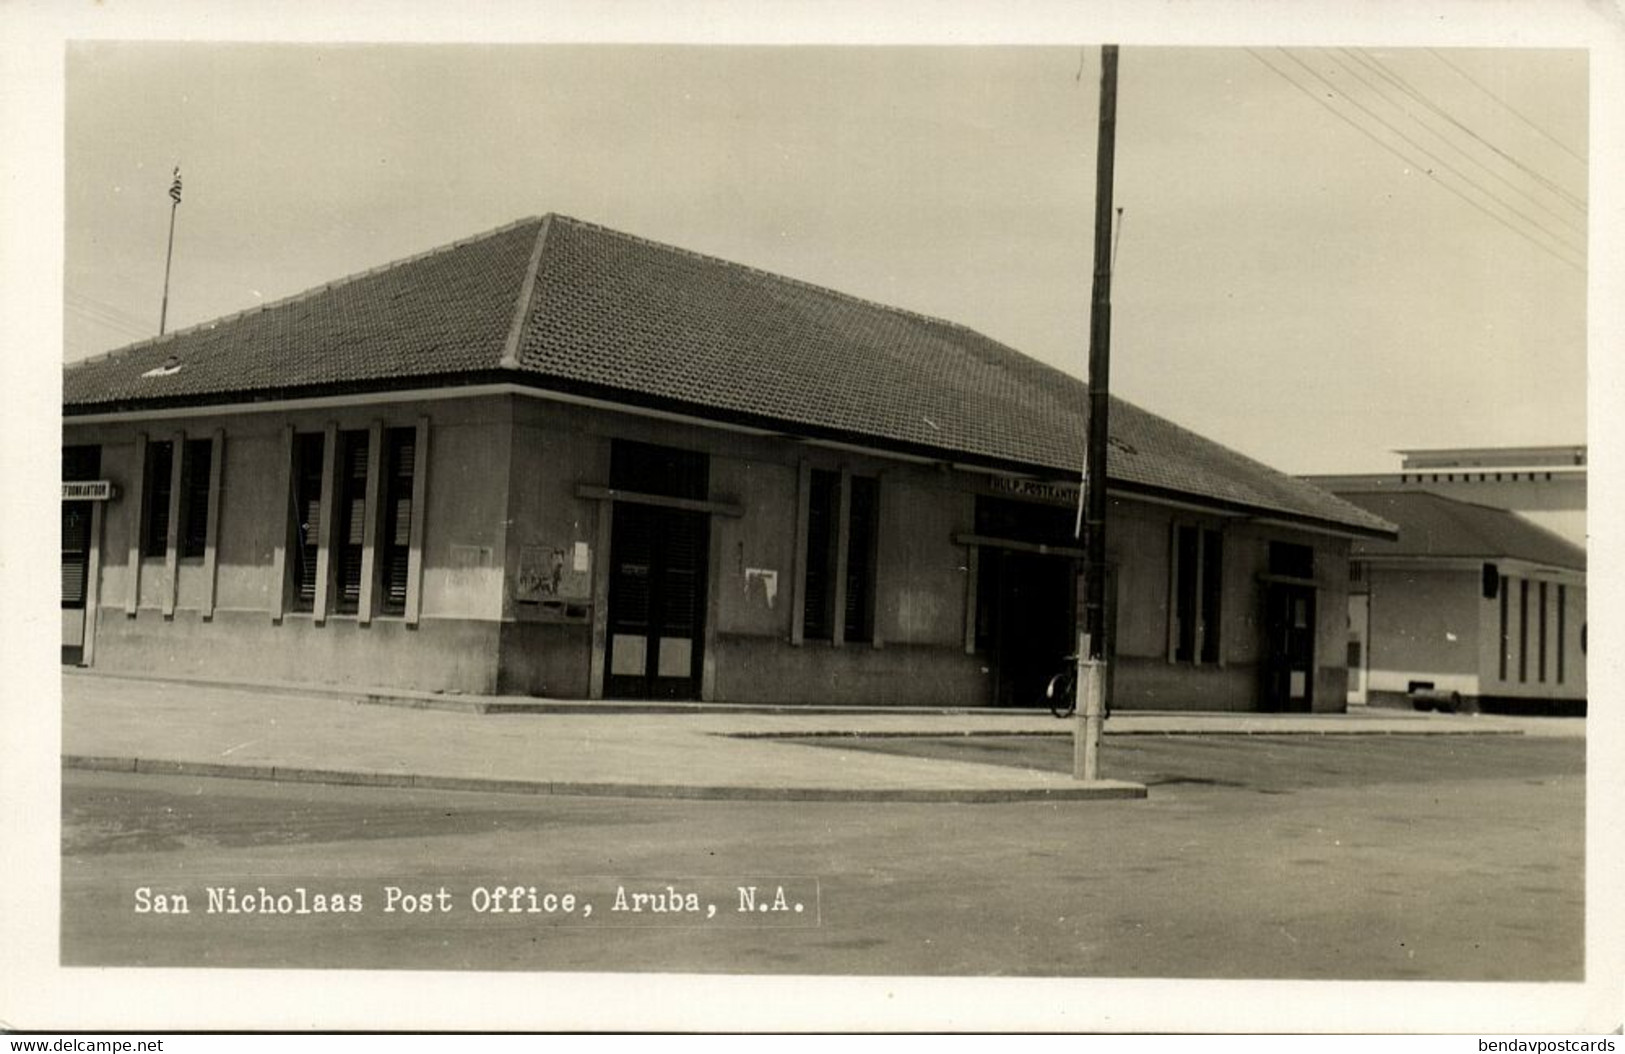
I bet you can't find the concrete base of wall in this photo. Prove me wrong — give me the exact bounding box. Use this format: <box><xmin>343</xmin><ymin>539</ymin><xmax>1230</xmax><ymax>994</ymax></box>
<box><xmin>91</xmin><ymin>609</ymin><xmax>503</xmax><ymax>694</ymax></box>
<box><xmin>711</xmin><ymin>634</ymin><xmax>991</xmax><ymax>707</ymax></box>
<box><xmin>1108</xmin><ymin>658</ymin><xmax>1347</xmax><ymax>714</ymax></box>
<box><xmin>1110</xmin><ymin>657</ymin><xmax>1261</xmax><ymax>712</ymax></box>
<box><xmin>496</xmin><ymin>621</ymin><xmax>593</xmax><ymax>697</ymax></box>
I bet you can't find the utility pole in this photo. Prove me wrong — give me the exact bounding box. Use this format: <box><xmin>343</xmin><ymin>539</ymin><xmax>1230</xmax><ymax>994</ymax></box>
<box><xmin>1075</xmin><ymin>44</ymin><xmax>1119</xmax><ymax>781</ymax></box>
<box><xmin>159</xmin><ymin>166</ymin><xmax>182</xmax><ymax>335</ymax></box>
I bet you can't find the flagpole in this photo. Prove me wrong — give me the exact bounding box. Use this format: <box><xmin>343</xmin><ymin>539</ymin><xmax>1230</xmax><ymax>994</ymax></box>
<box><xmin>159</xmin><ymin>167</ymin><xmax>181</xmax><ymax>335</ymax></box>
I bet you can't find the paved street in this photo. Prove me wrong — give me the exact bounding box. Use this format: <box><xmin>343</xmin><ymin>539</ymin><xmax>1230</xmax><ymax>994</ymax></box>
<box><xmin>62</xmin><ymin>732</ymin><xmax>1584</xmax><ymax>979</ymax></box>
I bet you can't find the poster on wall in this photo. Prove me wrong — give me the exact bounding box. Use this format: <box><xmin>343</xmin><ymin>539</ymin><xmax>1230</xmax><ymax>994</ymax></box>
<box><xmin>517</xmin><ymin>543</ymin><xmax>590</xmax><ymax>602</ymax></box>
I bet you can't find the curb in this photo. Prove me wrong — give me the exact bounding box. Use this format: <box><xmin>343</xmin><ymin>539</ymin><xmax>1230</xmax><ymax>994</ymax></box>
<box><xmin>64</xmin><ymin>670</ymin><xmax>1539</xmax><ymax>734</ymax></box>
<box><xmin>724</xmin><ymin>727</ymin><xmax>1526</xmax><ymax>738</ymax></box>
<box><xmin>62</xmin><ymin>755</ymin><xmax>1149</xmax><ymax>803</ymax></box>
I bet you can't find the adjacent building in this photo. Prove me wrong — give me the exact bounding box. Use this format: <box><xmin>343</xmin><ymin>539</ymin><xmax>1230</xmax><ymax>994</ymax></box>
<box><xmin>1305</xmin><ymin>445</ymin><xmax>1586</xmax><ymax>550</ymax></box>
<box><xmin>1336</xmin><ymin>490</ymin><xmax>1586</xmax><ymax>715</ymax></box>
<box><xmin>62</xmin><ymin>215</ymin><xmax>1394</xmax><ymax>711</ymax></box>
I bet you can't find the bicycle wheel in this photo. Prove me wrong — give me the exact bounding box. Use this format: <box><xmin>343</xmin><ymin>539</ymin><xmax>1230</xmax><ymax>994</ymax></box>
<box><xmin>1046</xmin><ymin>670</ymin><xmax>1076</xmax><ymax>718</ymax></box>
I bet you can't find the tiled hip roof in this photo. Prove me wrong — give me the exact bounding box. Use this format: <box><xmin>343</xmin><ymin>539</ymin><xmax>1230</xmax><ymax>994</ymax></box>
<box><xmin>63</xmin><ymin>213</ymin><xmax>1395</xmax><ymax>538</ymax></box>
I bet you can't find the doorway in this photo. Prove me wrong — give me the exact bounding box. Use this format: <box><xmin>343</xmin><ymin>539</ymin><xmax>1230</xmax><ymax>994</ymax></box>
<box><xmin>977</xmin><ymin>548</ymin><xmax>1076</xmax><ymax>708</ymax></box>
<box><xmin>62</xmin><ymin>501</ymin><xmax>93</xmax><ymax>664</ymax></box>
<box><xmin>1263</xmin><ymin>584</ymin><xmax>1316</xmax><ymax>712</ymax></box>
<box><xmin>62</xmin><ymin>444</ymin><xmax>102</xmax><ymax>666</ymax></box>
<box><xmin>604</xmin><ymin>502</ymin><xmax>709</xmax><ymax>701</ymax></box>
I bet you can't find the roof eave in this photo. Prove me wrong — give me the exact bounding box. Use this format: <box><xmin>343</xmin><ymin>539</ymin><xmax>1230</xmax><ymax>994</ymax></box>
<box><xmin>64</xmin><ymin>371</ymin><xmax>1402</xmax><ymax>539</ymax></box>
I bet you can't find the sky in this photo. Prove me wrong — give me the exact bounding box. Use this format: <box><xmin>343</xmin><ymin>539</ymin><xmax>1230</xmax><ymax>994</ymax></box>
<box><xmin>51</xmin><ymin>22</ymin><xmax>1600</xmax><ymax>478</ymax></box>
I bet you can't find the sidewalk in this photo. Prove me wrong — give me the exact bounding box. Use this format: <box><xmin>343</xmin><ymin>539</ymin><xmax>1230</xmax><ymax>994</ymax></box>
<box><xmin>61</xmin><ymin>670</ymin><xmax>1565</xmax><ymax>804</ymax></box>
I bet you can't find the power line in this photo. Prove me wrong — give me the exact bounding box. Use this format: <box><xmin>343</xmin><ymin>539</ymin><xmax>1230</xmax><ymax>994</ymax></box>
<box><xmin>1427</xmin><ymin>48</ymin><xmax>1588</xmax><ymax>166</ymax></box>
<box><xmin>1245</xmin><ymin>48</ymin><xmax>1584</xmax><ymax>274</ymax></box>
<box><xmin>66</xmin><ymin>304</ymin><xmax>153</xmax><ymax>341</ymax></box>
<box><xmin>1276</xmin><ymin>49</ymin><xmax>1584</xmax><ymax>260</ymax></box>
<box><xmin>66</xmin><ymin>289</ymin><xmax>154</xmax><ymax>332</ymax></box>
<box><xmin>1346</xmin><ymin>48</ymin><xmax>1587</xmax><ymax>216</ymax></box>
<box><xmin>66</xmin><ymin>307</ymin><xmax>150</xmax><ymax>340</ymax></box>
<box><xmin>65</xmin><ymin>293</ymin><xmax>151</xmax><ymax>331</ymax></box>
<box><xmin>1330</xmin><ymin>49</ymin><xmax>1587</xmax><ymax>242</ymax></box>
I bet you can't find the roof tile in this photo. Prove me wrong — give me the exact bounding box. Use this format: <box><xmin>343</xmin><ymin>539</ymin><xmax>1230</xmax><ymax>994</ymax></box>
<box><xmin>64</xmin><ymin>213</ymin><xmax>1393</xmax><ymax>536</ymax></box>
<box><xmin>1338</xmin><ymin>490</ymin><xmax>1584</xmax><ymax>569</ymax></box>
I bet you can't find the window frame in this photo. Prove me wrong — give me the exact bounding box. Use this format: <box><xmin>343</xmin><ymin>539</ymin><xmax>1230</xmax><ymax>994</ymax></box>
<box><xmin>1168</xmin><ymin>520</ymin><xmax>1225</xmax><ymax>666</ymax></box>
<box><xmin>801</xmin><ymin>468</ymin><xmax>841</xmax><ymax>642</ymax></box>
<box><xmin>843</xmin><ymin>474</ymin><xmax>880</xmax><ymax>645</ymax></box>
<box><xmin>331</xmin><ymin>429</ymin><xmax>371</xmax><ymax>616</ymax></box>
<box><xmin>793</xmin><ymin>463</ymin><xmax>881</xmax><ymax>648</ymax></box>
<box><xmin>277</xmin><ymin>419</ymin><xmax>427</xmax><ymax>623</ymax></box>
<box><xmin>288</xmin><ymin>431</ymin><xmax>327</xmax><ymax>614</ymax></box>
<box><xmin>141</xmin><ymin>440</ymin><xmax>175</xmax><ymax>559</ymax></box>
<box><xmin>178</xmin><ymin>437</ymin><xmax>214</xmax><ymax>560</ymax></box>
<box><xmin>379</xmin><ymin>426</ymin><xmax>418</xmax><ymax>617</ymax></box>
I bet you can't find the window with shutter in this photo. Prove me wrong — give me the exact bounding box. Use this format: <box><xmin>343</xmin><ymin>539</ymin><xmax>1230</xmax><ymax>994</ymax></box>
<box><xmin>142</xmin><ymin>441</ymin><xmax>174</xmax><ymax>558</ymax></box>
<box><xmin>380</xmin><ymin>428</ymin><xmax>416</xmax><ymax>615</ymax></box>
<box><xmin>290</xmin><ymin>433</ymin><xmax>325</xmax><ymax>612</ymax></box>
<box><xmin>332</xmin><ymin>431</ymin><xmax>370</xmax><ymax>614</ymax></box>
<box><xmin>179</xmin><ymin>438</ymin><xmax>213</xmax><ymax>558</ymax></box>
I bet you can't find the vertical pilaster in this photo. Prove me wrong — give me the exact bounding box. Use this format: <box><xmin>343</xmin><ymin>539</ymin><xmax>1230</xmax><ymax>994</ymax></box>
<box><xmin>126</xmin><ymin>433</ymin><xmax>147</xmax><ymax>616</ymax></box>
<box><xmin>831</xmin><ymin>467</ymin><xmax>851</xmax><ymax>647</ymax></box>
<box><xmin>162</xmin><ymin>429</ymin><xmax>184</xmax><ymax>617</ymax></box>
<box><xmin>313</xmin><ymin>423</ymin><xmax>338</xmax><ymax>623</ymax></box>
<box><xmin>269</xmin><ymin>425</ymin><xmax>293</xmax><ymax>622</ymax></box>
<box><xmin>589</xmin><ymin>498</ymin><xmax>612</xmax><ymax>699</ymax></box>
<box><xmin>963</xmin><ymin>545</ymin><xmax>978</xmax><ymax>655</ymax></box>
<box><xmin>404</xmin><ymin>416</ymin><xmax>430</xmax><ymax>626</ymax></box>
<box><xmin>358</xmin><ymin>421</ymin><xmax>383</xmax><ymax>625</ymax></box>
<box><xmin>83</xmin><ymin>502</ymin><xmax>104</xmax><ymax>664</ymax></box>
<box><xmin>200</xmin><ymin>429</ymin><xmax>224</xmax><ymax>619</ymax></box>
<box><xmin>790</xmin><ymin>459</ymin><xmax>811</xmax><ymax>646</ymax></box>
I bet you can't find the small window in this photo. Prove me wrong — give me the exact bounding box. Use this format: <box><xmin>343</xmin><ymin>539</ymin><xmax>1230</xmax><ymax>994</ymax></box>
<box><xmin>1268</xmin><ymin>541</ymin><xmax>1314</xmax><ymax>580</ymax></box>
<box><xmin>610</xmin><ymin>439</ymin><xmax>707</xmax><ymax>500</ymax></box>
<box><xmin>63</xmin><ymin>445</ymin><xmax>101</xmax><ymax>483</ymax></box>
<box><xmin>142</xmin><ymin>440</ymin><xmax>175</xmax><ymax>558</ymax></box>
<box><xmin>179</xmin><ymin>438</ymin><xmax>213</xmax><ymax>559</ymax></box>
<box><xmin>289</xmin><ymin>433</ymin><xmax>325</xmax><ymax>612</ymax></box>
<box><xmin>380</xmin><ymin>428</ymin><xmax>417</xmax><ymax>615</ymax></box>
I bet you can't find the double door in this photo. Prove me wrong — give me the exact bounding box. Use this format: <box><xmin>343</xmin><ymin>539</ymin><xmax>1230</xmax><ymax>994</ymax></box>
<box><xmin>604</xmin><ymin>502</ymin><xmax>709</xmax><ymax>700</ymax></box>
